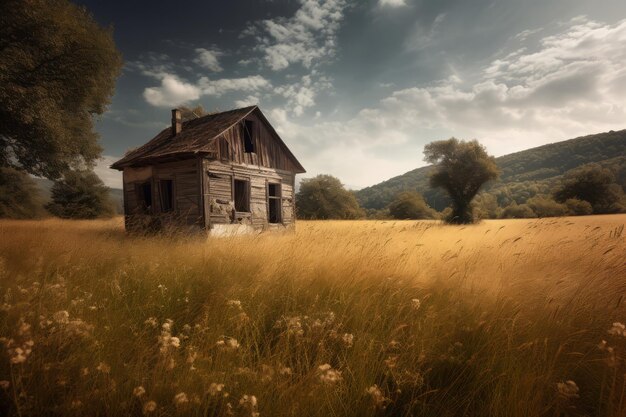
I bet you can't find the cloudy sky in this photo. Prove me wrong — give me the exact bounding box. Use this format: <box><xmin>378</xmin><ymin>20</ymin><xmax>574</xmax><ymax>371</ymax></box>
<box><xmin>77</xmin><ymin>0</ymin><xmax>626</xmax><ymax>189</ymax></box>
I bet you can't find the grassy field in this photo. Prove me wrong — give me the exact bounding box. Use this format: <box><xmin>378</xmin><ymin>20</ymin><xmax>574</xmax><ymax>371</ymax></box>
<box><xmin>0</xmin><ymin>216</ymin><xmax>625</xmax><ymax>416</ymax></box>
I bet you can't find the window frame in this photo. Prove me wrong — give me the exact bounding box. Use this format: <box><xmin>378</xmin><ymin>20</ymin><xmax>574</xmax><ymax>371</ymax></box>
<box><xmin>233</xmin><ymin>178</ymin><xmax>251</xmax><ymax>213</ymax></box>
<box><xmin>267</xmin><ymin>181</ymin><xmax>282</xmax><ymax>224</ymax></box>
<box><xmin>242</xmin><ymin>120</ymin><xmax>255</xmax><ymax>154</ymax></box>
<box><xmin>158</xmin><ymin>178</ymin><xmax>175</xmax><ymax>213</ymax></box>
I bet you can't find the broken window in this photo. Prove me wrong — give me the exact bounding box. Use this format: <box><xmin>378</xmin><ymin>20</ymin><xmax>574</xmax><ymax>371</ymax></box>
<box><xmin>268</xmin><ymin>182</ymin><xmax>282</xmax><ymax>224</ymax></box>
<box><xmin>234</xmin><ymin>179</ymin><xmax>250</xmax><ymax>212</ymax></box>
<box><xmin>242</xmin><ymin>120</ymin><xmax>255</xmax><ymax>153</ymax></box>
<box><xmin>136</xmin><ymin>181</ymin><xmax>152</xmax><ymax>213</ymax></box>
<box><xmin>159</xmin><ymin>179</ymin><xmax>174</xmax><ymax>212</ymax></box>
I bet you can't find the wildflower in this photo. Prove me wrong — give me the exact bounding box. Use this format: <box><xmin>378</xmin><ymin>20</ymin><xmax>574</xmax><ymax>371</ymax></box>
<box><xmin>208</xmin><ymin>383</ymin><xmax>225</xmax><ymax>396</ymax></box>
<box><xmin>557</xmin><ymin>380</ymin><xmax>579</xmax><ymax>399</ymax></box>
<box><xmin>342</xmin><ymin>333</ymin><xmax>354</xmax><ymax>348</ymax></box>
<box><xmin>53</xmin><ymin>310</ymin><xmax>70</xmax><ymax>324</ymax></box>
<box><xmin>608</xmin><ymin>322</ymin><xmax>626</xmax><ymax>337</ymax></box>
<box><xmin>216</xmin><ymin>336</ymin><xmax>239</xmax><ymax>351</ymax></box>
<box><xmin>278</xmin><ymin>366</ymin><xmax>292</xmax><ymax>376</ymax></box>
<box><xmin>143</xmin><ymin>400</ymin><xmax>157</xmax><ymax>414</ymax></box>
<box><xmin>133</xmin><ymin>386</ymin><xmax>146</xmax><ymax>397</ymax></box>
<box><xmin>70</xmin><ymin>400</ymin><xmax>83</xmax><ymax>409</ymax></box>
<box><xmin>411</xmin><ymin>298</ymin><xmax>421</xmax><ymax>310</ymax></box>
<box><xmin>96</xmin><ymin>362</ymin><xmax>111</xmax><ymax>374</ymax></box>
<box><xmin>384</xmin><ymin>355</ymin><xmax>399</xmax><ymax>369</ymax></box>
<box><xmin>318</xmin><ymin>364</ymin><xmax>343</xmax><ymax>385</ymax></box>
<box><xmin>239</xmin><ymin>395</ymin><xmax>259</xmax><ymax>417</ymax></box>
<box><xmin>0</xmin><ymin>380</ymin><xmax>9</xmax><ymax>389</ymax></box>
<box><xmin>227</xmin><ymin>300</ymin><xmax>242</xmax><ymax>309</ymax></box>
<box><xmin>174</xmin><ymin>392</ymin><xmax>189</xmax><ymax>407</ymax></box>
<box><xmin>169</xmin><ymin>337</ymin><xmax>181</xmax><ymax>348</ymax></box>
<box><xmin>144</xmin><ymin>317</ymin><xmax>158</xmax><ymax>328</ymax></box>
<box><xmin>366</xmin><ymin>385</ymin><xmax>389</xmax><ymax>409</ymax></box>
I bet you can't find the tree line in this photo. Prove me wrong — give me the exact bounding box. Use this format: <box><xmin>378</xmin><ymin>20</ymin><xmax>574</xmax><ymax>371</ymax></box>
<box><xmin>296</xmin><ymin>140</ymin><xmax>626</xmax><ymax>224</ymax></box>
<box><xmin>0</xmin><ymin>0</ymin><xmax>122</xmax><ymax>219</ymax></box>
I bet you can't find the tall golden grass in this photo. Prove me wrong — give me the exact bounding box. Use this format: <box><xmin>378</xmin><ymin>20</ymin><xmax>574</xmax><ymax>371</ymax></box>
<box><xmin>0</xmin><ymin>216</ymin><xmax>625</xmax><ymax>416</ymax></box>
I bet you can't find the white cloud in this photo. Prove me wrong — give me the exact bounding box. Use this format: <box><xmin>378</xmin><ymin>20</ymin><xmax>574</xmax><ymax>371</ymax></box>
<box><xmin>274</xmin><ymin>74</ymin><xmax>331</xmax><ymax>116</ymax></box>
<box><xmin>194</xmin><ymin>48</ymin><xmax>223</xmax><ymax>72</ymax></box>
<box><xmin>144</xmin><ymin>74</ymin><xmax>201</xmax><ymax>107</ymax></box>
<box><xmin>234</xmin><ymin>95</ymin><xmax>259</xmax><ymax>108</ymax></box>
<box><xmin>267</xmin><ymin>17</ymin><xmax>626</xmax><ymax>188</ymax></box>
<box><xmin>95</xmin><ymin>155</ymin><xmax>122</xmax><ymax>189</ymax></box>
<box><xmin>246</xmin><ymin>0</ymin><xmax>348</xmax><ymax>71</ymax></box>
<box><xmin>143</xmin><ymin>73</ymin><xmax>271</xmax><ymax>107</ymax></box>
<box><xmin>378</xmin><ymin>0</ymin><xmax>407</xmax><ymax>7</ymax></box>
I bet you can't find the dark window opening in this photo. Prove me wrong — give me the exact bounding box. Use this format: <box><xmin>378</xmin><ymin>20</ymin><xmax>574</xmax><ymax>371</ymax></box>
<box><xmin>159</xmin><ymin>179</ymin><xmax>174</xmax><ymax>212</ymax></box>
<box><xmin>234</xmin><ymin>179</ymin><xmax>250</xmax><ymax>212</ymax></box>
<box><xmin>242</xmin><ymin>120</ymin><xmax>255</xmax><ymax>153</ymax></box>
<box><xmin>268</xmin><ymin>182</ymin><xmax>281</xmax><ymax>223</ymax></box>
<box><xmin>220</xmin><ymin>137</ymin><xmax>230</xmax><ymax>161</ymax></box>
<box><xmin>137</xmin><ymin>181</ymin><xmax>152</xmax><ymax>213</ymax></box>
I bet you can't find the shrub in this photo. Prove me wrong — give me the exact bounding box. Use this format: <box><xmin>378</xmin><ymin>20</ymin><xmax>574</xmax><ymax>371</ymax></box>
<box><xmin>500</xmin><ymin>203</ymin><xmax>537</xmax><ymax>219</ymax></box>
<box><xmin>388</xmin><ymin>191</ymin><xmax>438</xmax><ymax>220</ymax></box>
<box><xmin>564</xmin><ymin>198</ymin><xmax>593</xmax><ymax>216</ymax></box>
<box><xmin>45</xmin><ymin>169</ymin><xmax>115</xmax><ymax>219</ymax></box>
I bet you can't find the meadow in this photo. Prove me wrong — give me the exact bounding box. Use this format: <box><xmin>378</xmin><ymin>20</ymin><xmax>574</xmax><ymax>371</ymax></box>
<box><xmin>0</xmin><ymin>216</ymin><xmax>625</xmax><ymax>417</ymax></box>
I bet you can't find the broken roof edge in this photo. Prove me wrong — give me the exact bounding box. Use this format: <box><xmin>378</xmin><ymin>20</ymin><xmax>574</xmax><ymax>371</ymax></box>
<box><xmin>109</xmin><ymin>105</ymin><xmax>306</xmax><ymax>174</ymax></box>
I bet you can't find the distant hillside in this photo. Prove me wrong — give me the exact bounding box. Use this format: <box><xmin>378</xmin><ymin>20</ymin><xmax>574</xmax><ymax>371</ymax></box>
<box><xmin>33</xmin><ymin>177</ymin><xmax>124</xmax><ymax>214</ymax></box>
<box><xmin>356</xmin><ymin>130</ymin><xmax>626</xmax><ymax>211</ymax></box>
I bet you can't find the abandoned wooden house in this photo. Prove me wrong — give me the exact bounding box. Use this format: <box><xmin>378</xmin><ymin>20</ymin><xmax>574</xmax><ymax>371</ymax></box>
<box><xmin>110</xmin><ymin>106</ymin><xmax>306</xmax><ymax>234</ymax></box>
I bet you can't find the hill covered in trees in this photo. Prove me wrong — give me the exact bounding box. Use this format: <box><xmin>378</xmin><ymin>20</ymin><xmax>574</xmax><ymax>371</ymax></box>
<box><xmin>356</xmin><ymin>130</ymin><xmax>626</xmax><ymax>214</ymax></box>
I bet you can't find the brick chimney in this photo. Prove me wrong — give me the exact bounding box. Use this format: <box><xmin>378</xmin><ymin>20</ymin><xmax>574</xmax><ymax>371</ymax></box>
<box><xmin>171</xmin><ymin>109</ymin><xmax>182</xmax><ymax>135</ymax></box>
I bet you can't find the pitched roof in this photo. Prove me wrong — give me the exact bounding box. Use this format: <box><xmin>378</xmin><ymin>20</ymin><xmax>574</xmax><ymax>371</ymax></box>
<box><xmin>110</xmin><ymin>106</ymin><xmax>304</xmax><ymax>172</ymax></box>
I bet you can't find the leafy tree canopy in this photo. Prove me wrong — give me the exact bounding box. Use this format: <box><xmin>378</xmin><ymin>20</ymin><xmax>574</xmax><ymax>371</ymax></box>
<box><xmin>0</xmin><ymin>167</ymin><xmax>44</xmax><ymax>219</ymax></box>
<box><xmin>554</xmin><ymin>164</ymin><xmax>626</xmax><ymax>214</ymax></box>
<box><xmin>0</xmin><ymin>0</ymin><xmax>122</xmax><ymax>179</ymax></box>
<box><xmin>388</xmin><ymin>191</ymin><xmax>438</xmax><ymax>220</ymax></box>
<box><xmin>296</xmin><ymin>175</ymin><xmax>363</xmax><ymax>220</ymax></box>
<box><xmin>46</xmin><ymin>169</ymin><xmax>115</xmax><ymax>219</ymax></box>
<box><xmin>424</xmin><ymin>138</ymin><xmax>499</xmax><ymax>224</ymax></box>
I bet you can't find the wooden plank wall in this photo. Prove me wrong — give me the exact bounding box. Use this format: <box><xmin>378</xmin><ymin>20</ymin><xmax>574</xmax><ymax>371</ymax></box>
<box><xmin>204</xmin><ymin>160</ymin><xmax>296</xmax><ymax>229</ymax></box>
<box><xmin>123</xmin><ymin>159</ymin><xmax>201</xmax><ymax>226</ymax></box>
<box><xmin>217</xmin><ymin>112</ymin><xmax>301</xmax><ymax>173</ymax></box>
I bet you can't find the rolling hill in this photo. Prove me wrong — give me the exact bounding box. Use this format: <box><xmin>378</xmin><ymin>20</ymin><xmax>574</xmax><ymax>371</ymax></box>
<box><xmin>355</xmin><ymin>129</ymin><xmax>626</xmax><ymax>212</ymax></box>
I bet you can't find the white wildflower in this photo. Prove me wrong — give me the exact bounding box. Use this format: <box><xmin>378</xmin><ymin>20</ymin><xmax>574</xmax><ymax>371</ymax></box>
<box><xmin>133</xmin><ymin>386</ymin><xmax>146</xmax><ymax>397</ymax></box>
<box><xmin>53</xmin><ymin>310</ymin><xmax>70</xmax><ymax>324</ymax></box>
<box><xmin>207</xmin><ymin>382</ymin><xmax>225</xmax><ymax>396</ymax></box>
<box><xmin>226</xmin><ymin>300</ymin><xmax>242</xmax><ymax>309</ymax></box>
<box><xmin>366</xmin><ymin>384</ymin><xmax>389</xmax><ymax>409</ymax></box>
<box><xmin>239</xmin><ymin>394</ymin><xmax>259</xmax><ymax>417</ymax></box>
<box><xmin>144</xmin><ymin>317</ymin><xmax>158</xmax><ymax>328</ymax></box>
<box><xmin>411</xmin><ymin>298</ymin><xmax>421</xmax><ymax>310</ymax></box>
<box><xmin>143</xmin><ymin>400</ymin><xmax>157</xmax><ymax>414</ymax></box>
<box><xmin>342</xmin><ymin>333</ymin><xmax>354</xmax><ymax>348</ymax></box>
<box><xmin>557</xmin><ymin>380</ymin><xmax>579</xmax><ymax>399</ymax></box>
<box><xmin>608</xmin><ymin>322</ymin><xmax>626</xmax><ymax>337</ymax></box>
<box><xmin>318</xmin><ymin>363</ymin><xmax>343</xmax><ymax>385</ymax></box>
<box><xmin>216</xmin><ymin>336</ymin><xmax>239</xmax><ymax>351</ymax></box>
<box><xmin>174</xmin><ymin>392</ymin><xmax>189</xmax><ymax>407</ymax></box>
<box><xmin>96</xmin><ymin>362</ymin><xmax>111</xmax><ymax>374</ymax></box>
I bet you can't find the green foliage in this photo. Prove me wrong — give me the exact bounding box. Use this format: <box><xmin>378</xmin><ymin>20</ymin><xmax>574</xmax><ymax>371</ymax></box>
<box><xmin>526</xmin><ymin>195</ymin><xmax>568</xmax><ymax>218</ymax></box>
<box><xmin>388</xmin><ymin>191</ymin><xmax>438</xmax><ymax>220</ymax></box>
<box><xmin>564</xmin><ymin>199</ymin><xmax>593</xmax><ymax>216</ymax></box>
<box><xmin>0</xmin><ymin>167</ymin><xmax>44</xmax><ymax>219</ymax></box>
<box><xmin>424</xmin><ymin>138</ymin><xmax>499</xmax><ymax>224</ymax></box>
<box><xmin>0</xmin><ymin>0</ymin><xmax>122</xmax><ymax>179</ymax></box>
<box><xmin>356</xmin><ymin>130</ymin><xmax>626</xmax><ymax>212</ymax></box>
<box><xmin>554</xmin><ymin>164</ymin><xmax>626</xmax><ymax>214</ymax></box>
<box><xmin>296</xmin><ymin>175</ymin><xmax>363</xmax><ymax>219</ymax></box>
<box><xmin>500</xmin><ymin>203</ymin><xmax>537</xmax><ymax>219</ymax></box>
<box><xmin>45</xmin><ymin>170</ymin><xmax>115</xmax><ymax>219</ymax></box>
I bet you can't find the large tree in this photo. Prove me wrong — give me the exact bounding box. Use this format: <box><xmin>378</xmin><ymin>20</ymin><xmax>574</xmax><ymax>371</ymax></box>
<box><xmin>424</xmin><ymin>138</ymin><xmax>499</xmax><ymax>224</ymax></box>
<box><xmin>0</xmin><ymin>0</ymin><xmax>122</xmax><ymax>179</ymax></box>
<box><xmin>0</xmin><ymin>167</ymin><xmax>44</xmax><ymax>219</ymax></box>
<box><xmin>296</xmin><ymin>175</ymin><xmax>363</xmax><ymax>220</ymax></box>
<box><xmin>554</xmin><ymin>164</ymin><xmax>626</xmax><ymax>214</ymax></box>
<box><xmin>46</xmin><ymin>169</ymin><xmax>115</xmax><ymax>219</ymax></box>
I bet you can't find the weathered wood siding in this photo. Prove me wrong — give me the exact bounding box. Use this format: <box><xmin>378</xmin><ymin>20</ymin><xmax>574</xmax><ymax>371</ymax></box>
<box><xmin>122</xmin><ymin>159</ymin><xmax>202</xmax><ymax>227</ymax></box>
<box><xmin>203</xmin><ymin>159</ymin><xmax>295</xmax><ymax>230</ymax></box>
<box><xmin>215</xmin><ymin>112</ymin><xmax>301</xmax><ymax>172</ymax></box>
